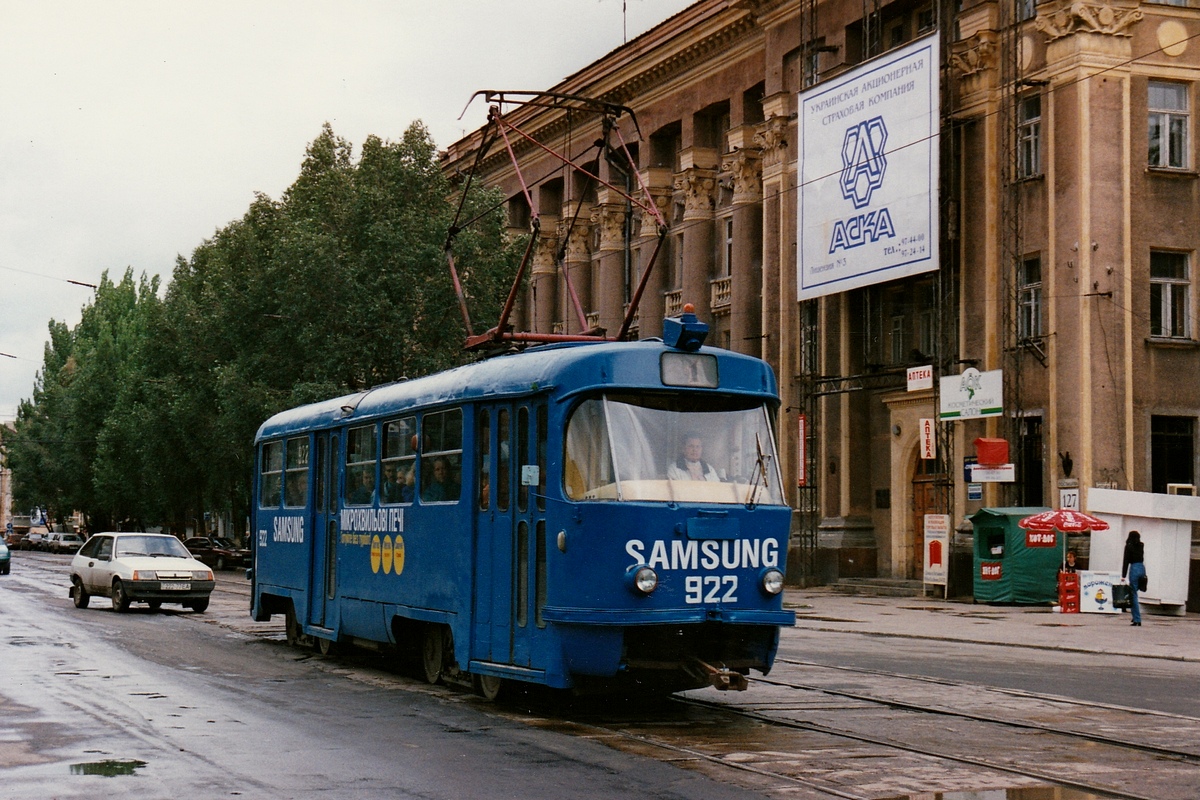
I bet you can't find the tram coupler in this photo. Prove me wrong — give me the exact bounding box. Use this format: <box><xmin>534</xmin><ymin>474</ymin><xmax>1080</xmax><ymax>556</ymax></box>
<box><xmin>690</xmin><ymin>658</ymin><xmax>749</xmax><ymax>691</ymax></box>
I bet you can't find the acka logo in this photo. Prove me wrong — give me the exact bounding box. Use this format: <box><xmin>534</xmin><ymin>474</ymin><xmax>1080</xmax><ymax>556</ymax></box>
<box><xmin>829</xmin><ymin>116</ymin><xmax>897</xmax><ymax>253</ymax></box>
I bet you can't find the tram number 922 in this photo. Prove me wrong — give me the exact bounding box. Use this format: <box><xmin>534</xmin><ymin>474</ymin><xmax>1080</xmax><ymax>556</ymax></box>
<box><xmin>685</xmin><ymin>575</ymin><xmax>738</xmax><ymax>604</ymax></box>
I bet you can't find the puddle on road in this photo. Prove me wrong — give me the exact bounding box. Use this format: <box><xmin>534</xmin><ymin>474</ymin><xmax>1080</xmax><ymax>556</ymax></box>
<box><xmin>881</xmin><ymin>788</ymin><xmax>1118</xmax><ymax>799</ymax></box>
<box><xmin>69</xmin><ymin>758</ymin><xmax>147</xmax><ymax>776</ymax></box>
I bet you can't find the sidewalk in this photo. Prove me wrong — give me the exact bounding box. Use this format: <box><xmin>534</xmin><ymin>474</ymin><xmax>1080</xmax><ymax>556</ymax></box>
<box><xmin>782</xmin><ymin>588</ymin><xmax>1200</xmax><ymax>662</ymax></box>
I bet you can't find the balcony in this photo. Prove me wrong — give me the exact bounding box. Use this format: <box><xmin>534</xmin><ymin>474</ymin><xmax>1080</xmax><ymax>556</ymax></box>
<box><xmin>664</xmin><ymin>290</ymin><xmax>683</xmax><ymax>317</ymax></box>
<box><xmin>711</xmin><ymin>276</ymin><xmax>731</xmax><ymax>312</ymax></box>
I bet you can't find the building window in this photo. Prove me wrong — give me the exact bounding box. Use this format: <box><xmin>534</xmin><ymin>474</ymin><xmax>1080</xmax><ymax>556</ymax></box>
<box><xmin>917</xmin><ymin>3</ymin><xmax>936</xmax><ymax>31</ymax></box>
<box><xmin>1018</xmin><ymin>0</ymin><xmax>1037</xmax><ymax>21</ymax></box>
<box><xmin>1018</xmin><ymin>95</ymin><xmax>1042</xmax><ymax>178</ymax></box>
<box><xmin>804</xmin><ymin>44</ymin><xmax>821</xmax><ymax>88</ymax></box>
<box><xmin>1149</xmin><ymin>81</ymin><xmax>1189</xmax><ymax>169</ymax></box>
<box><xmin>673</xmin><ymin>232</ymin><xmax>684</xmax><ymax>289</ymax></box>
<box><xmin>722</xmin><ymin>217</ymin><xmax>734</xmax><ymax>276</ymax></box>
<box><xmin>1151</xmin><ymin>416</ymin><xmax>1195</xmax><ymax>494</ymax></box>
<box><xmin>890</xmin><ymin>313</ymin><xmax>906</xmax><ymax>364</ymax></box>
<box><xmin>916</xmin><ymin>281</ymin><xmax>936</xmax><ymax>358</ymax></box>
<box><xmin>1150</xmin><ymin>251</ymin><xmax>1190</xmax><ymax>338</ymax></box>
<box><xmin>1018</xmin><ymin>256</ymin><xmax>1043</xmax><ymax>339</ymax></box>
<box><xmin>800</xmin><ymin>300</ymin><xmax>818</xmax><ymax>374</ymax></box>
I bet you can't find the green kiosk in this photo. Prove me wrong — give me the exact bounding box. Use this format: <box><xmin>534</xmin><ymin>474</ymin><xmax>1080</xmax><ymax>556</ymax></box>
<box><xmin>969</xmin><ymin>507</ymin><xmax>1058</xmax><ymax>604</ymax></box>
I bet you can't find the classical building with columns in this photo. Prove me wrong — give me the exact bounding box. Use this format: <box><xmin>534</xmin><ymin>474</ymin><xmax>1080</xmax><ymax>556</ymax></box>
<box><xmin>441</xmin><ymin>0</ymin><xmax>1200</xmax><ymax>595</ymax></box>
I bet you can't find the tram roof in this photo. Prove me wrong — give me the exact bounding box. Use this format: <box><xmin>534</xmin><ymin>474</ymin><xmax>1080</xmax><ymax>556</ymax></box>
<box><xmin>255</xmin><ymin>340</ymin><xmax>779</xmax><ymax>442</ymax></box>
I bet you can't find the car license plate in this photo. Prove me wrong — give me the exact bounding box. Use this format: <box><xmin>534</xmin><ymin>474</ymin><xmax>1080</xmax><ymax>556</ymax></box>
<box><xmin>161</xmin><ymin>582</ymin><xmax>191</xmax><ymax>591</ymax></box>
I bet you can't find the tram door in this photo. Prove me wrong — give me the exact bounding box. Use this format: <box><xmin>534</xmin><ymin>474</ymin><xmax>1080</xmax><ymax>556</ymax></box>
<box><xmin>475</xmin><ymin>403</ymin><xmax>547</xmax><ymax>669</ymax></box>
<box><xmin>309</xmin><ymin>432</ymin><xmax>337</xmax><ymax>627</ymax></box>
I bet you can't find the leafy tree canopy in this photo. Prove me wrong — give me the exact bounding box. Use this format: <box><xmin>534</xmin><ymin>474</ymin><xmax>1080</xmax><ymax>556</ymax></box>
<box><xmin>7</xmin><ymin>121</ymin><xmax>521</xmax><ymax>534</ymax></box>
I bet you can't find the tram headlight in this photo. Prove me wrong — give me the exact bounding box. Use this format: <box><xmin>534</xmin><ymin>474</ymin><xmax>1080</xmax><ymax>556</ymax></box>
<box><xmin>760</xmin><ymin>568</ymin><xmax>785</xmax><ymax>596</ymax></box>
<box><xmin>625</xmin><ymin>564</ymin><xmax>658</xmax><ymax>595</ymax></box>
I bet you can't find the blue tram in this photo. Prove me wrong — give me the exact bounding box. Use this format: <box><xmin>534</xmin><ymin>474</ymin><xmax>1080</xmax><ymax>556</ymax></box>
<box><xmin>250</xmin><ymin>320</ymin><xmax>795</xmax><ymax>696</ymax></box>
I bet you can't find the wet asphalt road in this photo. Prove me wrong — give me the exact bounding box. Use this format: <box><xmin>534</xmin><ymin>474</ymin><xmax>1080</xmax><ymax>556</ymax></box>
<box><xmin>0</xmin><ymin>554</ymin><xmax>761</xmax><ymax>800</ymax></box>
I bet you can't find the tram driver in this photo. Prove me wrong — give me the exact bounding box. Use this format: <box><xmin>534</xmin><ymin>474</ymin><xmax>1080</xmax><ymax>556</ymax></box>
<box><xmin>666</xmin><ymin>432</ymin><xmax>723</xmax><ymax>482</ymax></box>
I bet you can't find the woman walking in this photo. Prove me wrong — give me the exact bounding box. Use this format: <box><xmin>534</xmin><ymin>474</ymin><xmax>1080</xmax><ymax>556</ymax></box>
<box><xmin>1122</xmin><ymin>530</ymin><xmax>1146</xmax><ymax>626</ymax></box>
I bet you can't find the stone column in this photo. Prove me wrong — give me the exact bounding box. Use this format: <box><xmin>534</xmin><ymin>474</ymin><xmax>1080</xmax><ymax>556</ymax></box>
<box><xmin>592</xmin><ymin>200</ymin><xmax>628</xmax><ymax>335</ymax></box>
<box><xmin>674</xmin><ymin>167</ymin><xmax>717</xmax><ymax>321</ymax></box>
<box><xmin>634</xmin><ymin>186</ymin><xmax>672</xmax><ymax>339</ymax></box>
<box><xmin>557</xmin><ymin>206</ymin><xmax>592</xmax><ymax>333</ymax></box>
<box><xmin>723</xmin><ymin>149</ymin><xmax>763</xmax><ymax>356</ymax></box>
<box><xmin>755</xmin><ymin>113</ymin><xmax>789</xmax><ymax>368</ymax></box>
<box><xmin>530</xmin><ymin>222</ymin><xmax>559</xmax><ymax>335</ymax></box>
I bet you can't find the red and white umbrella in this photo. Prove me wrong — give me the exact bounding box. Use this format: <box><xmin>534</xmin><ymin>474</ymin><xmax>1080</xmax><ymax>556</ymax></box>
<box><xmin>1018</xmin><ymin>509</ymin><xmax>1110</xmax><ymax>533</ymax></box>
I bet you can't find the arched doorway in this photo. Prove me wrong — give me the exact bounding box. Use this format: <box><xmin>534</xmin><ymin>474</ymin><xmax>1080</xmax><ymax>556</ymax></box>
<box><xmin>910</xmin><ymin>454</ymin><xmax>949</xmax><ymax>580</ymax></box>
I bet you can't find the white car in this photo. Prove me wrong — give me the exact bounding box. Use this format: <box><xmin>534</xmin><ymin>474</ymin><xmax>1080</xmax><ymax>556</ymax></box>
<box><xmin>69</xmin><ymin>532</ymin><xmax>215</xmax><ymax>613</ymax></box>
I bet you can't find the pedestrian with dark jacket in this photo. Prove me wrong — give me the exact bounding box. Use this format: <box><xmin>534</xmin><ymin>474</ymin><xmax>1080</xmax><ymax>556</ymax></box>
<box><xmin>1122</xmin><ymin>530</ymin><xmax>1146</xmax><ymax>626</ymax></box>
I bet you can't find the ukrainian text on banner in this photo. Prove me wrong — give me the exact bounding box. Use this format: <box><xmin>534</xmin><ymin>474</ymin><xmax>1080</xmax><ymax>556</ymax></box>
<box><xmin>797</xmin><ymin>33</ymin><xmax>940</xmax><ymax>300</ymax></box>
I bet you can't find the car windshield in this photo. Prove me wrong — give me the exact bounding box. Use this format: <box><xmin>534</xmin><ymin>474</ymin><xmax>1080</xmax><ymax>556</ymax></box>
<box><xmin>214</xmin><ymin>538</ymin><xmax>237</xmax><ymax>548</ymax></box>
<box><xmin>564</xmin><ymin>393</ymin><xmax>786</xmax><ymax>505</ymax></box>
<box><xmin>115</xmin><ymin>535</ymin><xmax>191</xmax><ymax>559</ymax></box>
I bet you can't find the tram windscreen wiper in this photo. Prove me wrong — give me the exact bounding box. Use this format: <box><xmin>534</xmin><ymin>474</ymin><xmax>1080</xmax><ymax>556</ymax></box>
<box><xmin>744</xmin><ymin>433</ymin><xmax>770</xmax><ymax>508</ymax></box>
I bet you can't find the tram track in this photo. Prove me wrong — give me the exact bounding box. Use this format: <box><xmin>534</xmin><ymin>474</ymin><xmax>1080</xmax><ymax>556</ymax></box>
<box><xmin>768</xmin><ymin>657</ymin><xmax>1200</xmax><ymax>760</ymax></box>
<box><xmin>14</xmin><ymin>553</ymin><xmax>1200</xmax><ymax>797</ymax></box>
<box><xmin>654</xmin><ymin>661</ymin><xmax>1200</xmax><ymax>800</ymax></box>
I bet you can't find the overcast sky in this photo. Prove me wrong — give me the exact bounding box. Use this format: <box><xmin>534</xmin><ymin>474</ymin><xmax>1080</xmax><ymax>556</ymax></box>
<box><xmin>0</xmin><ymin>0</ymin><xmax>695</xmax><ymax>421</ymax></box>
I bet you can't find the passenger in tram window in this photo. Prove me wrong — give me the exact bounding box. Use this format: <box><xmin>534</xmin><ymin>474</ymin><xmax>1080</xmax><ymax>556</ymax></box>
<box><xmin>399</xmin><ymin>465</ymin><xmax>415</xmax><ymax>503</ymax></box>
<box><xmin>381</xmin><ymin>463</ymin><xmax>403</xmax><ymax>504</ymax></box>
<box><xmin>423</xmin><ymin>457</ymin><xmax>460</xmax><ymax>502</ymax></box>
<box><xmin>348</xmin><ymin>467</ymin><xmax>375</xmax><ymax>506</ymax></box>
<box><xmin>666</xmin><ymin>432</ymin><xmax>722</xmax><ymax>482</ymax></box>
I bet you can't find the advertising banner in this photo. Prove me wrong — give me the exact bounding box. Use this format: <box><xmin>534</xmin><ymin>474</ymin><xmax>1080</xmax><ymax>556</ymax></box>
<box><xmin>923</xmin><ymin>514</ymin><xmax>950</xmax><ymax>586</ymax></box>
<box><xmin>940</xmin><ymin>368</ymin><xmax>1003</xmax><ymax>420</ymax></box>
<box><xmin>797</xmin><ymin>34</ymin><xmax>940</xmax><ymax>300</ymax></box>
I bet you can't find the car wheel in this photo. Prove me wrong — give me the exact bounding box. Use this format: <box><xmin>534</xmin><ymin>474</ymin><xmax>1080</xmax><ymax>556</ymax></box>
<box><xmin>71</xmin><ymin>578</ymin><xmax>90</xmax><ymax>609</ymax></box>
<box><xmin>147</xmin><ymin>601</ymin><xmax>162</xmax><ymax>611</ymax></box>
<box><xmin>190</xmin><ymin>598</ymin><xmax>209</xmax><ymax>613</ymax></box>
<box><xmin>216</xmin><ymin>556</ymin><xmax>226</xmax><ymax>571</ymax></box>
<box><xmin>112</xmin><ymin>580</ymin><xmax>131</xmax><ymax>613</ymax></box>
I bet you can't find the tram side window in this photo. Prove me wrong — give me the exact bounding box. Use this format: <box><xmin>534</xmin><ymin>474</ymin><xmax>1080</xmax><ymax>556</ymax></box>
<box><xmin>421</xmin><ymin>408</ymin><xmax>462</xmax><ymax>503</ymax></box>
<box><xmin>563</xmin><ymin>399</ymin><xmax>613</xmax><ymax>500</ymax></box>
<box><xmin>260</xmin><ymin>441</ymin><xmax>283</xmax><ymax>509</ymax></box>
<box><xmin>344</xmin><ymin>424</ymin><xmax>378</xmax><ymax>506</ymax></box>
<box><xmin>284</xmin><ymin>436</ymin><xmax>310</xmax><ymax>507</ymax></box>
<box><xmin>382</xmin><ymin>416</ymin><xmax>416</xmax><ymax>504</ymax></box>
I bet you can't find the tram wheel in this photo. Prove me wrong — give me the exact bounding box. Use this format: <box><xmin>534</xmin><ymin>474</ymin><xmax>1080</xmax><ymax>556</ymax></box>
<box><xmin>421</xmin><ymin>625</ymin><xmax>445</xmax><ymax>684</ymax></box>
<box><xmin>285</xmin><ymin>606</ymin><xmax>303</xmax><ymax>647</ymax></box>
<box><xmin>473</xmin><ymin>673</ymin><xmax>505</xmax><ymax>702</ymax></box>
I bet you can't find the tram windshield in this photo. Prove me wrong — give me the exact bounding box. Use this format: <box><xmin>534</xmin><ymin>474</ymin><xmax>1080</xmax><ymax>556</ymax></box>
<box><xmin>564</xmin><ymin>394</ymin><xmax>786</xmax><ymax>505</ymax></box>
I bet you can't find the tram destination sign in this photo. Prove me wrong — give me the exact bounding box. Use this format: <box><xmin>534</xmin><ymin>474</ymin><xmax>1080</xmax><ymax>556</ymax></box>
<box><xmin>797</xmin><ymin>33</ymin><xmax>940</xmax><ymax>300</ymax></box>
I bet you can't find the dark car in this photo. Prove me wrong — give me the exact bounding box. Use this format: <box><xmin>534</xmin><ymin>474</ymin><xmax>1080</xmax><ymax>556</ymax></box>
<box><xmin>20</xmin><ymin>531</ymin><xmax>49</xmax><ymax>551</ymax></box>
<box><xmin>183</xmin><ymin>536</ymin><xmax>250</xmax><ymax>570</ymax></box>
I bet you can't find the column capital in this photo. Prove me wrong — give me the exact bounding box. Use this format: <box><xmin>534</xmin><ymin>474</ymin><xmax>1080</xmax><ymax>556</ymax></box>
<box><xmin>754</xmin><ymin>115</ymin><xmax>789</xmax><ymax>171</ymax></box>
<box><xmin>590</xmin><ymin>204</ymin><xmax>627</xmax><ymax>252</ymax></box>
<box><xmin>556</xmin><ymin>216</ymin><xmax>592</xmax><ymax>263</ymax></box>
<box><xmin>639</xmin><ymin>190</ymin><xmax>672</xmax><ymax>236</ymax></box>
<box><xmin>674</xmin><ymin>167</ymin><xmax>718</xmax><ymax>219</ymax></box>
<box><xmin>1035</xmin><ymin>0</ymin><xmax>1142</xmax><ymax>41</ymax></box>
<box><xmin>722</xmin><ymin>149</ymin><xmax>762</xmax><ymax>205</ymax></box>
<box><xmin>533</xmin><ymin>235</ymin><xmax>559</xmax><ymax>275</ymax></box>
